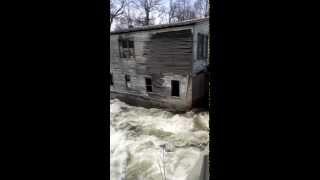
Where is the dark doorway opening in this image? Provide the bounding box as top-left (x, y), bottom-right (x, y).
top-left (110, 73), bottom-right (113, 85)
top-left (171, 80), bottom-right (180, 97)
top-left (145, 77), bottom-right (152, 92)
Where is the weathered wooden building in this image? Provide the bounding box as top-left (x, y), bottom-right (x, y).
top-left (110, 18), bottom-right (209, 112)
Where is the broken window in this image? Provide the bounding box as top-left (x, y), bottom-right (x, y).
top-left (125, 74), bottom-right (130, 88)
top-left (110, 73), bottom-right (113, 85)
top-left (145, 77), bottom-right (152, 92)
top-left (197, 33), bottom-right (208, 59)
top-left (171, 80), bottom-right (180, 97)
top-left (119, 38), bottom-right (135, 58)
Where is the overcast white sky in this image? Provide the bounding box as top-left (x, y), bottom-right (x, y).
top-left (111, 0), bottom-right (197, 31)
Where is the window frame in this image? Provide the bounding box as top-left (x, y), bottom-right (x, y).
top-left (119, 38), bottom-right (135, 58)
top-left (197, 33), bottom-right (208, 60)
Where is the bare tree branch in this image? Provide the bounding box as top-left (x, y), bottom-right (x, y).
top-left (174, 0), bottom-right (196, 22)
top-left (110, 0), bottom-right (127, 28)
top-left (134, 0), bottom-right (162, 26)
top-left (194, 0), bottom-right (209, 18)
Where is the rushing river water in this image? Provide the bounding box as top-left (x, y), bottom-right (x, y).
top-left (110, 99), bottom-right (209, 180)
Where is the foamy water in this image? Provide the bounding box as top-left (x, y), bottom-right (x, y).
top-left (110, 99), bottom-right (209, 180)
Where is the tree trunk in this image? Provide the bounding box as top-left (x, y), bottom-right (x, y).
top-left (145, 10), bottom-right (150, 25)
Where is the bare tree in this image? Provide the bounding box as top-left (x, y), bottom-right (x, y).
top-left (132, 0), bottom-right (163, 26)
top-left (194, 0), bottom-right (209, 18)
top-left (114, 16), bottom-right (129, 31)
top-left (133, 11), bottom-right (149, 26)
top-left (110, 0), bottom-right (126, 28)
top-left (113, 0), bottom-right (137, 30)
top-left (168, 0), bottom-right (178, 23)
top-left (157, 6), bottom-right (169, 24)
top-left (175, 0), bottom-right (196, 22)
top-left (112, 0), bottom-right (200, 29)
top-left (150, 0), bottom-right (176, 25)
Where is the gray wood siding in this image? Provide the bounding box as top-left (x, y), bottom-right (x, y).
top-left (110, 28), bottom-right (193, 105)
top-left (144, 29), bottom-right (193, 74)
top-left (192, 21), bottom-right (209, 74)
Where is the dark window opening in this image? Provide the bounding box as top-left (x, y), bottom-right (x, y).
top-left (119, 38), bottom-right (135, 58)
top-left (125, 75), bottom-right (130, 88)
top-left (197, 34), bottom-right (203, 59)
top-left (129, 41), bottom-right (134, 48)
top-left (204, 35), bottom-right (208, 59)
top-left (110, 73), bottom-right (113, 85)
top-left (171, 80), bottom-right (180, 97)
top-left (200, 34), bottom-right (204, 58)
top-left (145, 77), bottom-right (152, 92)
top-left (122, 40), bottom-right (128, 48)
top-left (197, 33), bottom-right (208, 59)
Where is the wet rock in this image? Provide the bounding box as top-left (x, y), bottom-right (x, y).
top-left (159, 143), bottom-right (175, 152)
top-left (120, 106), bottom-right (129, 112)
top-left (183, 111), bottom-right (194, 118)
top-left (165, 143), bottom-right (175, 152)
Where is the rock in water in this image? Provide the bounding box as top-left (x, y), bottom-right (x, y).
top-left (160, 143), bottom-right (175, 152)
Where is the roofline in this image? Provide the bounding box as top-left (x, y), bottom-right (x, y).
top-left (110, 17), bottom-right (209, 35)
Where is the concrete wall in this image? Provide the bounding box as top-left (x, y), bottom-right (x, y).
top-left (186, 145), bottom-right (209, 180)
